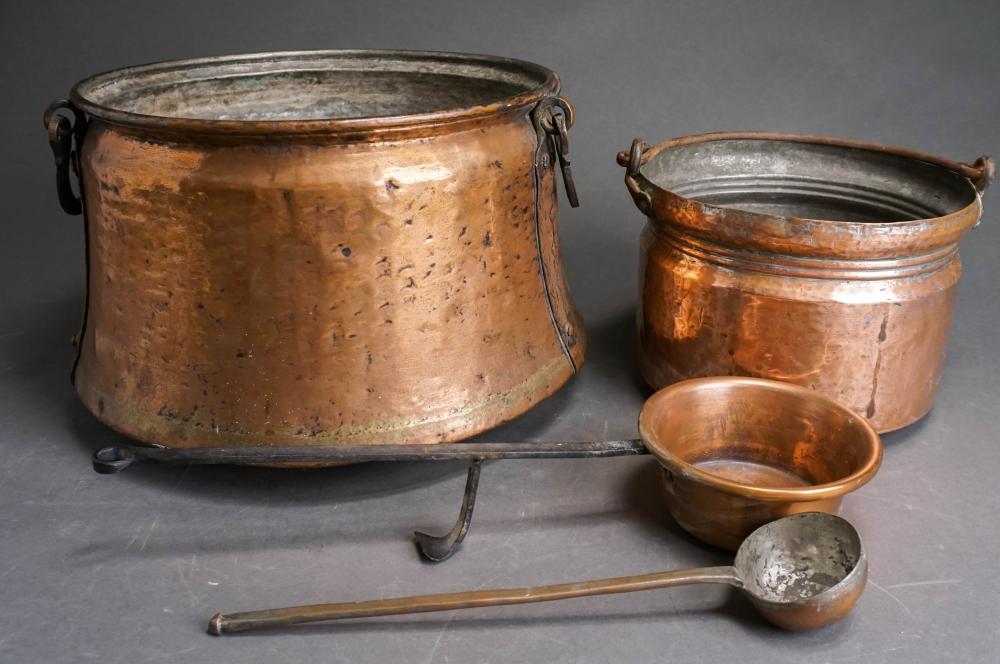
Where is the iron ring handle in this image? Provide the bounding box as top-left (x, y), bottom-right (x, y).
top-left (557, 96), bottom-right (575, 129)
top-left (43, 99), bottom-right (87, 216)
top-left (533, 96), bottom-right (579, 208)
top-left (617, 138), bottom-right (653, 215)
top-left (616, 138), bottom-right (646, 177)
top-left (537, 95), bottom-right (575, 132)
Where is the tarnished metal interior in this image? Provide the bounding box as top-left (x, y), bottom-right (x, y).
top-left (73, 51), bottom-right (551, 121)
top-left (735, 512), bottom-right (862, 604)
top-left (644, 139), bottom-right (976, 221)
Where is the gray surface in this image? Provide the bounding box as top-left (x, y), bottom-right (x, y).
top-left (2, 0), bottom-right (998, 661)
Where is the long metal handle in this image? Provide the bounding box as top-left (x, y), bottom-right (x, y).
top-left (209, 565), bottom-right (741, 634)
top-left (93, 439), bottom-right (650, 564)
top-left (93, 439), bottom-right (647, 473)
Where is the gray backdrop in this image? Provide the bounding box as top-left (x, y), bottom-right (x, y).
top-left (2, 1), bottom-right (998, 662)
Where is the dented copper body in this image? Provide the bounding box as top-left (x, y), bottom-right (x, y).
top-left (620, 133), bottom-right (994, 432)
top-left (45, 50), bottom-right (585, 450)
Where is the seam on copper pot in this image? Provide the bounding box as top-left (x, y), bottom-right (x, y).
top-left (530, 100), bottom-right (577, 374)
top-left (71, 190), bottom-right (91, 386)
top-left (648, 222), bottom-right (960, 281)
top-left (76, 354), bottom-right (573, 447)
top-left (56, 101), bottom-right (91, 387)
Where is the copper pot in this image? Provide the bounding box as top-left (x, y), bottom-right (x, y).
top-left (639, 377), bottom-right (882, 551)
top-left (619, 133), bottom-right (994, 432)
top-left (44, 50), bottom-right (585, 451)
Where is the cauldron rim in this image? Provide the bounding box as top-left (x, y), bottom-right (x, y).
top-left (70, 49), bottom-right (559, 135)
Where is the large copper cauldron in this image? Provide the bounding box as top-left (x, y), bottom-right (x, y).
top-left (44, 50), bottom-right (585, 451)
top-left (618, 133), bottom-right (994, 432)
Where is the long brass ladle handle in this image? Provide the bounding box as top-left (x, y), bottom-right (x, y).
top-left (209, 566), bottom-right (741, 635)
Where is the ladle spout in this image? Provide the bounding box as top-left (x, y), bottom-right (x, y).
top-left (209, 566), bottom-right (741, 635)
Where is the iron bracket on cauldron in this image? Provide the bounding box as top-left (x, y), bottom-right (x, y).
top-left (91, 439), bottom-right (649, 562)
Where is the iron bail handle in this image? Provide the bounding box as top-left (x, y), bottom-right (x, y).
top-left (44, 99), bottom-right (88, 216)
top-left (897, 148), bottom-right (995, 195)
top-left (966, 155), bottom-right (996, 194)
top-left (882, 144), bottom-right (995, 195)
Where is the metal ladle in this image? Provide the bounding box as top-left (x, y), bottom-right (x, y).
top-left (209, 512), bottom-right (867, 634)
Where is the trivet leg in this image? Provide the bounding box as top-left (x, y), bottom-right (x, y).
top-left (413, 458), bottom-right (483, 562)
top-left (92, 445), bottom-right (136, 473)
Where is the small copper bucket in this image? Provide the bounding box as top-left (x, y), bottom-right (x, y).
top-left (620, 133), bottom-right (994, 432)
top-left (639, 376), bottom-right (882, 550)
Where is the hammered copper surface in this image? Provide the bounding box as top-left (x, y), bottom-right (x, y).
top-left (620, 133), bottom-right (992, 432)
top-left (57, 51), bottom-right (585, 450)
top-left (639, 377), bottom-right (882, 550)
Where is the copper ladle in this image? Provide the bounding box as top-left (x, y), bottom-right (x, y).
top-left (210, 512), bottom-right (867, 634)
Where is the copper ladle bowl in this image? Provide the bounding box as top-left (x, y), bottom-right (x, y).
top-left (639, 377), bottom-right (883, 550)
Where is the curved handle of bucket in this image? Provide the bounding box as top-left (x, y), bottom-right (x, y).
top-left (811, 135), bottom-right (995, 195)
top-left (912, 150), bottom-right (994, 194)
top-left (43, 99), bottom-right (88, 215)
top-left (616, 138), bottom-right (653, 215)
top-left (964, 155), bottom-right (995, 194)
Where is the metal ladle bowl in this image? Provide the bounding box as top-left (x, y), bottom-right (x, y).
top-left (210, 512), bottom-right (866, 634)
top-left (732, 512), bottom-right (867, 630)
